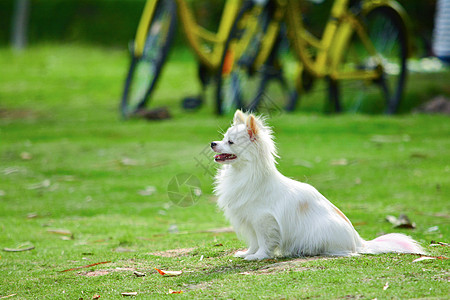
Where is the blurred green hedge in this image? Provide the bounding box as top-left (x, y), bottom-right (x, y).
top-left (1, 0), bottom-right (144, 46)
top-left (0, 0), bottom-right (437, 55)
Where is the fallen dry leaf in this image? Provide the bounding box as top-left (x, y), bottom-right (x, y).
top-left (59, 175), bottom-right (76, 182)
top-left (120, 157), bottom-right (138, 166)
top-left (168, 289), bottom-right (183, 294)
top-left (426, 226), bottom-right (439, 233)
top-left (92, 295), bottom-right (101, 299)
top-left (27, 179), bottom-right (51, 190)
top-left (2, 167), bottom-right (20, 175)
top-left (0, 294), bottom-right (17, 299)
top-left (138, 186), bottom-right (156, 196)
top-left (133, 271), bottom-right (146, 277)
top-left (385, 214), bottom-right (416, 229)
top-left (121, 292), bottom-right (138, 296)
top-left (3, 245), bottom-right (35, 252)
top-left (154, 268), bottom-right (182, 276)
top-left (412, 256), bottom-right (436, 263)
top-left (113, 247), bottom-right (134, 253)
top-left (370, 134), bottom-right (410, 143)
top-left (353, 221), bottom-right (367, 226)
top-left (60, 261), bottom-right (111, 272)
top-left (432, 212), bottom-right (449, 219)
top-left (203, 227), bottom-right (234, 234)
top-left (412, 256), bottom-right (448, 263)
top-left (168, 224), bottom-right (179, 233)
top-left (430, 241), bottom-right (449, 247)
top-left (330, 158), bottom-right (348, 166)
top-left (47, 229), bottom-right (74, 240)
top-left (410, 153), bottom-right (428, 159)
top-left (47, 229), bottom-right (73, 236)
top-left (27, 212), bottom-right (38, 219)
top-left (239, 272), bottom-right (252, 275)
top-left (20, 152), bottom-right (32, 160)
top-left (385, 215), bottom-right (397, 224)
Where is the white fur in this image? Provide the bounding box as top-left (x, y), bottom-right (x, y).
top-left (211, 110), bottom-right (425, 260)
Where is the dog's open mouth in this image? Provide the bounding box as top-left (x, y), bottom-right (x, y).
top-left (214, 153), bottom-right (237, 162)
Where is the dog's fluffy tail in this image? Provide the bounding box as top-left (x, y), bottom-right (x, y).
top-left (359, 233), bottom-right (425, 255)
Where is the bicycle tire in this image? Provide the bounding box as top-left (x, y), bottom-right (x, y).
top-left (120, 0), bottom-right (177, 118)
top-left (328, 6), bottom-right (407, 114)
top-left (215, 1), bottom-right (274, 115)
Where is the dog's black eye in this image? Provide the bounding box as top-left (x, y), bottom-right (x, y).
top-left (228, 140), bottom-right (234, 145)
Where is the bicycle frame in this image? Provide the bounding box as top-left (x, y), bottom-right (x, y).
top-left (133, 0), bottom-right (241, 71)
top-left (285, 0), bottom-right (410, 80)
top-left (134, 0), bottom-right (157, 58)
top-left (177, 0), bottom-right (241, 70)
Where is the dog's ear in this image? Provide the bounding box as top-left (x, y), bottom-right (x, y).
top-left (233, 109), bottom-right (246, 125)
top-left (246, 114), bottom-right (258, 141)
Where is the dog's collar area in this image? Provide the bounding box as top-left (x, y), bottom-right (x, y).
top-left (214, 153), bottom-right (237, 162)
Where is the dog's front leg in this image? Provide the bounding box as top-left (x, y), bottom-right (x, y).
top-left (243, 234), bottom-right (270, 261)
top-left (243, 217), bottom-right (278, 261)
top-left (234, 227), bottom-right (259, 258)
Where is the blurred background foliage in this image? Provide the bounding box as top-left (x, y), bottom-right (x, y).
top-left (0, 0), bottom-right (439, 56)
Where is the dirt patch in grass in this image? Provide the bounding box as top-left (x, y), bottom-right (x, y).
top-left (80, 270), bottom-right (111, 277)
top-left (184, 256), bottom-right (336, 294)
top-left (241, 256), bottom-right (335, 275)
top-left (0, 108), bottom-right (42, 120)
top-left (185, 281), bottom-right (214, 292)
top-left (78, 267), bottom-right (136, 277)
top-left (148, 247), bottom-right (196, 257)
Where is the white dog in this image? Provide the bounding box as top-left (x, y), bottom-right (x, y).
top-left (211, 110), bottom-right (424, 260)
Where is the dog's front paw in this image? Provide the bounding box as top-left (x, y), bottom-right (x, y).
top-left (244, 253), bottom-right (269, 261)
top-left (234, 250), bottom-right (249, 258)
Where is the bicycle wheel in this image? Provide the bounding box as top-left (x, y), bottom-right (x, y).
top-left (121, 0), bottom-right (177, 118)
top-left (329, 6), bottom-right (407, 114)
top-left (216, 1), bottom-right (274, 115)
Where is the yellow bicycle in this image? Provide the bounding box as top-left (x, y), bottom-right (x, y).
top-left (217, 0), bottom-right (410, 114)
top-left (120, 0), bottom-right (241, 118)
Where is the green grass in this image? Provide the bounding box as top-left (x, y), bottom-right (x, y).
top-left (0, 44), bottom-right (449, 299)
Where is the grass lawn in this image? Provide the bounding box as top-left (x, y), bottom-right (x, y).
top-left (0, 44), bottom-right (449, 299)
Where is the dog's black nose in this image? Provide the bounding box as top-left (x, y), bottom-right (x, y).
top-left (211, 142), bottom-right (217, 148)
